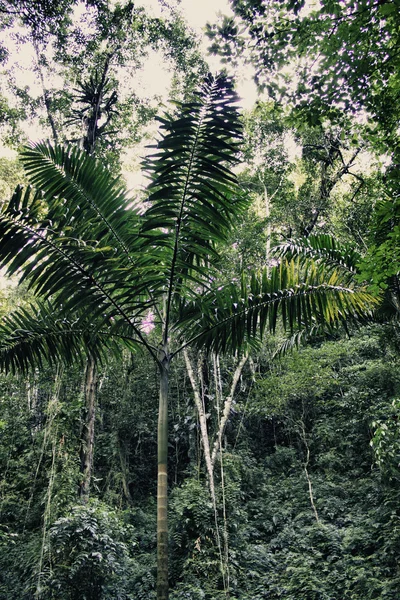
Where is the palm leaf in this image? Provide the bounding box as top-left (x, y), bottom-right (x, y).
top-left (177, 259), bottom-right (377, 355)
top-left (20, 142), bottom-right (141, 267)
top-left (276, 234), bottom-right (398, 324)
top-left (275, 234), bottom-right (362, 278)
top-left (0, 301), bottom-right (152, 375)
top-left (0, 302), bottom-right (101, 375)
top-left (0, 150), bottom-right (160, 345)
top-left (141, 74), bottom-right (246, 331)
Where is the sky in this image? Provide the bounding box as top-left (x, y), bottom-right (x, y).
top-left (134, 0), bottom-right (257, 108)
top-left (138, 0), bottom-right (232, 32)
top-left (123, 0), bottom-right (259, 188)
top-left (180, 0), bottom-right (258, 107)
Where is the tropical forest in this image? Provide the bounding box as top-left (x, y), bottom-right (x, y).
top-left (0, 0), bottom-right (399, 598)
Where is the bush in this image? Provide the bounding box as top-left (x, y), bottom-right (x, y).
top-left (40, 501), bottom-right (136, 600)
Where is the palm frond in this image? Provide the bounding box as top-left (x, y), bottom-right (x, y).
top-left (141, 74), bottom-right (246, 306)
top-left (275, 234), bottom-right (362, 277)
top-left (177, 259), bottom-right (377, 355)
top-left (0, 151), bottom-right (160, 340)
top-left (0, 302), bottom-right (98, 375)
top-left (20, 142), bottom-right (139, 262)
top-left (0, 300), bottom-right (153, 375)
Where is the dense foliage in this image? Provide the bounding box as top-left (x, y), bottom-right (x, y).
top-left (0, 0), bottom-right (399, 599)
top-left (1, 327), bottom-right (400, 598)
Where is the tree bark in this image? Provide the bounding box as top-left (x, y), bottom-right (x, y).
top-left (183, 349), bottom-right (215, 499)
top-left (83, 54), bottom-right (113, 155)
top-left (211, 354), bottom-right (248, 468)
top-left (118, 441), bottom-right (132, 503)
top-left (157, 347), bottom-right (169, 600)
top-left (302, 144), bottom-right (362, 237)
top-left (299, 414), bottom-right (319, 523)
top-left (264, 183), bottom-right (271, 267)
top-left (79, 357), bottom-right (97, 501)
top-left (257, 170), bottom-right (282, 269)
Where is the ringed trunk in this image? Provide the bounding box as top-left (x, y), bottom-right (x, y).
top-left (157, 350), bottom-right (169, 600)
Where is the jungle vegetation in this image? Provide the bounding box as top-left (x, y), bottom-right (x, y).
top-left (0, 1), bottom-right (399, 599)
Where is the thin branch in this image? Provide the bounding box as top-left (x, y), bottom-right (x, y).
top-left (299, 404), bottom-right (319, 523)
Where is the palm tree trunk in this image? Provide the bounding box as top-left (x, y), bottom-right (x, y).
top-left (157, 347), bottom-right (169, 600)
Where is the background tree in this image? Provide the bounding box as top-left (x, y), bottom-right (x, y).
top-left (207, 0), bottom-right (400, 146)
top-left (0, 0), bottom-right (207, 168)
top-left (238, 102), bottom-right (295, 264)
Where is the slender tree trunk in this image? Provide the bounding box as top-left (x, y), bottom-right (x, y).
top-left (157, 346), bottom-right (169, 600)
top-left (183, 349), bottom-right (216, 498)
top-left (84, 53), bottom-right (113, 155)
top-left (184, 350), bottom-right (249, 481)
top-left (299, 413), bottom-right (319, 523)
top-left (33, 40), bottom-right (59, 144)
top-left (26, 374), bottom-right (38, 417)
top-left (79, 357), bottom-right (97, 501)
top-left (212, 354), bottom-right (230, 596)
top-left (264, 184), bottom-right (271, 267)
top-left (210, 354), bottom-right (248, 468)
top-left (118, 441), bottom-right (132, 503)
top-left (258, 171), bottom-right (282, 269)
top-left (302, 146), bottom-right (362, 237)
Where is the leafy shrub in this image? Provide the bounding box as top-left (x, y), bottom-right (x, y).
top-left (40, 501), bottom-right (136, 600)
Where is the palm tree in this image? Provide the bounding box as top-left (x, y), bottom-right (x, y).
top-left (0, 75), bottom-right (375, 600)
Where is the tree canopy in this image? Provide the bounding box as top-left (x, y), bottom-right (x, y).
top-left (207, 0), bottom-right (400, 149)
